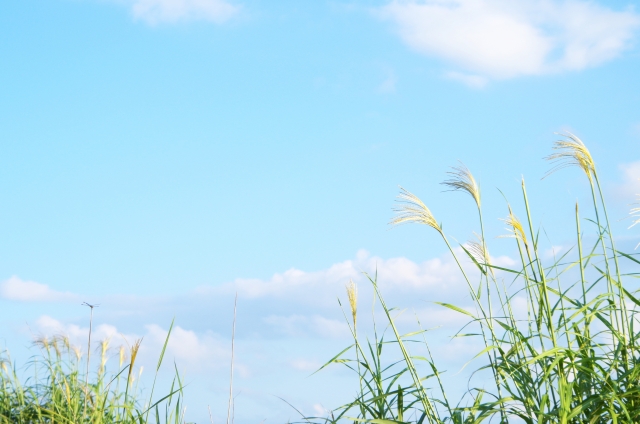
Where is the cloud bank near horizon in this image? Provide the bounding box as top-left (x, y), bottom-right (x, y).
top-left (2, 248), bottom-right (514, 347)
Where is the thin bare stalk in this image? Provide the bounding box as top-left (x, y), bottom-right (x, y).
top-left (226, 292), bottom-right (238, 424)
top-left (82, 302), bottom-right (98, 421)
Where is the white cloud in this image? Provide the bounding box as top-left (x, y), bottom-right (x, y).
top-left (290, 358), bottom-right (321, 372)
top-left (378, 0), bottom-right (640, 83)
top-left (144, 324), bottom-right (231, 371)
top-left (0, 276), bottom-right (79, 302)
top-left (543, 245), bottom-right (566, 259)
top-left (263, 314), bottom-right (350, 339)
top-left (616, 161), bottom-right (640, 199)
top-left (312, 403), bottom-right (331, 418)
top-left (32, 316), bottom-right (231, 373)
top-left (117, 0), bottom-right (239, 25)
top-left (196, 249), bottom-right (471, 309)
top-left (445, 71), bottom-right (488, 88)
top-left (34, 315), bottom-right (129, 347)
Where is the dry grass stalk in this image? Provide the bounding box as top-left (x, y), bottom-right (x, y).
top-left (227, 293), bottom-right (238, 424)
top-left (346, 280), bottom-right (357, 328)
top-left (127, 338), bottom-right (143, 384)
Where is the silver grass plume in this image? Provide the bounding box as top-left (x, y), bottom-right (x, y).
top-left (390, 187), bottom-right (442, 235)
top-left (545, 132), bottom-right (595, 181)
top-left (442, 162), bottom-right (481, 208)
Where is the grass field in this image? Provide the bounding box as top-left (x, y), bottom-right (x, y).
top-left (0, 319), bottom-right (187, 424)
top-left (1, 133), bottom-right (639, 423)
top-left (306, 133), bottom-right (640, 424)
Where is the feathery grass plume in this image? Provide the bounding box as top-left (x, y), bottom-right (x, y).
top-left (346, 280), bottom-right (357, 328)
top-left (500, 207), bottom-right (528, 247)
top-left (51, 335), bottom-right (61, 357)
top-left (441, 161), bottom-right (481, 208)
top-left (119, 345), bottom-right (126, 368)
top-left (544, 132), bottom-right (595, 181)
top-left (99, 338), bottom-right (110, 374)
top-left (60, 335), bottom-right (71, 352)
top-left (72, 345), bottom-right (82, 362)
top-left (34, 335), bottom-right (50, 351)
top-left (390, 186), bottom-right (442, 234)
top-left (127, 338), bottom-right (143, 384)
top-left (467, 234), bottom-right (493, 276)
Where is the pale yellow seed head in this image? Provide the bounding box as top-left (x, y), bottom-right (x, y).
top-left (72, 346), bottom-right (82, 362)
top-left (500, 208), bottom-right (528, 248)
top-left (100, 338), bottom-right (110, 369)
top-left (119, 346), bottom-right (126, 368)
top-left (97, 340), bottom-right (108, 374)
top-left (51, 336), bottom-right (61, 358)
top-left (346, 280), bottom-right (357, 328)
top-left (467, 234), bottom-right (493, 277)
top-left (64, 379), bottom-right (71, 403)
top-left (442, 162), bottom-right (481, 208)
top-left (545, 132), bottom-right (595, 181)
top-left (390, 187), bottom-right (442, 234)
top-left (127, 338), bottom-right (143, 383)
top-left (60, 336), bottom-right (71, 352)
top-left (34, 336), bottom-right (49, 351)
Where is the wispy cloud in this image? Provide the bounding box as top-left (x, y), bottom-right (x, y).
top-left (3, 248), bottom-right (511, 329)
top-left (263, 314), bottom-right (350, 339)
top-left (445, 71), bottom-right (488, 89)
top-left (0, 276), bottom-right (80, 302)
top-left (378, 0), bottom-right (640, 85)
top-left (620, 161), bottom-right (640, 195)
top-left (196, 249), bottom-right (471, 308)
top-left (616, 161), bottom-right (640, 199)
top-left (290, 358), bottom-right (321, 372)
top-left (378, 69), bottom-right (398, 93)
top-left (32, 315), bottom-right (232, 374)
top-left (7, 250), bottom-right (516, 422)
top-left (34, 315), bottom-right (125, 343)
top-left (113, 0), bottom-right (240, 25)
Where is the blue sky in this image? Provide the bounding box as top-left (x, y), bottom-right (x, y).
top-left (1, 0), bottom-right (640, 422)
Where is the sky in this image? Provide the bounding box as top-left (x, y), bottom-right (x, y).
top-left (1, 0), bottom-right (640, 422)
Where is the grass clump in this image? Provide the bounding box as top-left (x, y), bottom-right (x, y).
top-left (0, 321), bottom-right (187, 424)
top-left (314, 133), bottom-right (640, 423)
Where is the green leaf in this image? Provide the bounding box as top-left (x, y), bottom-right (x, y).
top-left (433, 302), bottom-right (476, 319)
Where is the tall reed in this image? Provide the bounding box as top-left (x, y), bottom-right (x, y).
top-left (0, 324), bottom-right (186, 423)
top-left (314, 133), bottom-right (640, 423)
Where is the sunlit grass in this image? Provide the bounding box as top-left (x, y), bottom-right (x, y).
top-left (2, 132), bottom-right (639, 423)
top-left (0, 321), bottom-right (188, 424)
top-left (311, 132), bottom-right (640, 423)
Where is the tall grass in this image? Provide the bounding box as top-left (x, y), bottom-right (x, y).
top-left (315, 133), bottom-right (640, 423)
top-left (0, 322), bottom-right (187, 424)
